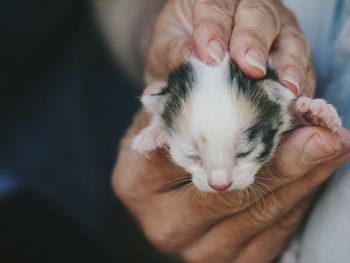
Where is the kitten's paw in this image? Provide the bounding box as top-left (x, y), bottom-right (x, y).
top-left (295, 97), bottom-right (342, 133)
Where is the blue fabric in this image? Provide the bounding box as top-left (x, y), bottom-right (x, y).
top-left (298, 1), bottom-right (350, 262)
top-left (326, 0), bottom-right (350, 175)
top-left (327, 0), bottom-right (350, 129)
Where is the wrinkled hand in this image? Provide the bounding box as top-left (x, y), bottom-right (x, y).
top-left (146, 0), bottom-right (315, 96)
top-left (113, 110), bottom-right (350, 263)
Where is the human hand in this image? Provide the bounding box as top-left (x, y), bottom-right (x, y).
top-left (146, 0), bottom-right (314, 96)
top-left (112, 110), bottom-right (350, 263)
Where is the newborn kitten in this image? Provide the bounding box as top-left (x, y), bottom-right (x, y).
top-left (132, 55), bottom-right (341, 192)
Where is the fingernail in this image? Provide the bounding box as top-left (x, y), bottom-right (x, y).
top-left (207, 40), bottom-right (225, 64)
top-left (281, 69), bottom-right (302, 96)
top-left (303, 134), bottom-right (340, 161)
top-left (245, 49), bottom-right (266, 74)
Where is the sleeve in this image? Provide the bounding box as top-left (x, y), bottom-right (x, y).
top-left (93, 0), bottom-right (166, 83)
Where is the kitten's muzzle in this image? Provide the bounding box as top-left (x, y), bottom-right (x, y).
top-left (208, 169), bottom-right (232, 191)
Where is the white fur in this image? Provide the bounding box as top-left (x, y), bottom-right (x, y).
top-left (164, 56), bottom-right (295, 192)
top-left (133, 55), bottom-right (298, 192)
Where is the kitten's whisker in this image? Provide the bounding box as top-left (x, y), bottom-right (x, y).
top-left (253, 183), bottom-right (267, 211)
top-left (255, 181), bottom-right (276, 210)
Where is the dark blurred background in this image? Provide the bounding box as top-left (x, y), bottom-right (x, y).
top-left (0, 1), bottom-right (172, 262)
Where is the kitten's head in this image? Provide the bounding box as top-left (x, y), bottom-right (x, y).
top-left (134, 56), bottom-right (293, 192)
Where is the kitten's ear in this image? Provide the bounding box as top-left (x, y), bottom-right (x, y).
top-left (264, 80), bottom-right (296, 105)
top-left (131, 116), bottom-right (168, 154)
top-left (141, 81), bottom-right (167, 114)
top-left (132, 81), bottom-right (168, 154)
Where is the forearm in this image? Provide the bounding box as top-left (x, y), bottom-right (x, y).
top-left (93, 0), bottom-right (166, 83)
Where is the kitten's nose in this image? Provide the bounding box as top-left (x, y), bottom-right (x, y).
top-left (208, 181), bottom-right (232, 191)
top-left (208, 169), bottom-right (232, 191)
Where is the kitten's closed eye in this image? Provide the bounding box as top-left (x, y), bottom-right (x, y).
top-left (236, 149), bottom-right (253, 159)
top-left (132, 54), bottom-right (342, 193)
top-left (187, 153), bottom-right (202, 164)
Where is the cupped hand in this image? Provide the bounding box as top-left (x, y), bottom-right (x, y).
top-left (146, 0), bottom-right (314, 96)
top-left (112, 110), bottom-right (350, 263)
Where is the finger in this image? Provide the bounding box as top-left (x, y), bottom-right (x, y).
top-left (145, 127), bottom-right (347, 232)
top-left (184, 127), bottom-right (346, 219)
top-left (184, 146), bottom-right (350, 262)
top-left (192, 0), bottom-right (237, 65)
top-left (182, 198), bottom-right (309, 263)
top-left (230, 0), bottom-right (282, 78)
top-left (233, 198), bottom-right (312, 263)
top-left (262, 127), bottom-right (348, 189)
top-left (303, 62), bottom-right (316, 97)
top-left (146, 0), bottom-right (194, 81)
top-left (114, 116), bottom-right (349, 252)
top-left (211, 137), bottom-right (350, 240)
top-left (241, 141), bottom-right (350, 237)
top-left (270, 7), bottom-right (312, 96)
top-left (112, 110), bottom-right (189, 198)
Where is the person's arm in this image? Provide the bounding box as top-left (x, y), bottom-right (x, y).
top-left (110, 0), bottom-right (350, 261)
top-left (93, 0), bottom-right (166, 83)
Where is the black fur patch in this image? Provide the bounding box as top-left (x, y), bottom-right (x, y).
top-left (159, 63), bottom-right (196, 130)
top-left (229, 61), bottom-right (284, 162)
top-left (158, 58), bottom-right (284, 162)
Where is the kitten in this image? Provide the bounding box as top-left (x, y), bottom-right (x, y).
top-left (132, 54), bottom-right (341, 192)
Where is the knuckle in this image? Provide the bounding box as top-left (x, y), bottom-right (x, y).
top-left (246, 193), bottom-right (286, 226)
top-left (195, 0), bottom-right (235, 18)
top-left (193, 19), bottom-right (226, 43)
top-left (234, 28), bottom-right (269, 53)
top-left (284, 29), bottom-right (311, 59)
top-left (300, 174), bottom-right (322, 189)
top-left (286, 55), bottom-right (307, 70)
top-left (244, 0), bottom-right (280, 31)
top-left (275, 53), bottom-right (307, 75)
top-left (246, 206), bottom-right (265, 226)
top-left (282, 7), bottom-right (298, 24)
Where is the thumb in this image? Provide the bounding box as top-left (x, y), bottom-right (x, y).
top-left (192, 0), bottom-right (237, 65)
top-left (233, 128), bottom-right (350, 237)
top-left (264, 126), bottom-right (348, 187)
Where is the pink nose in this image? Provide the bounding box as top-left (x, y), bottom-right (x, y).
top-left (208, 181), bottom-right (232, 191)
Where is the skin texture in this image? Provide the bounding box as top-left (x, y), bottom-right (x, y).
top-left (113, 111), bottom-right (350, 263)
top-left (112, 0), bottom-right (350, 262)
top-left (146, 0), bottom-right (315, 96)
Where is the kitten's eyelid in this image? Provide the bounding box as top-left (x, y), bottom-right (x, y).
top-left (236, 149), bottom-right (253, 158)
top-left (187, 153), bottom-right (202, 164)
